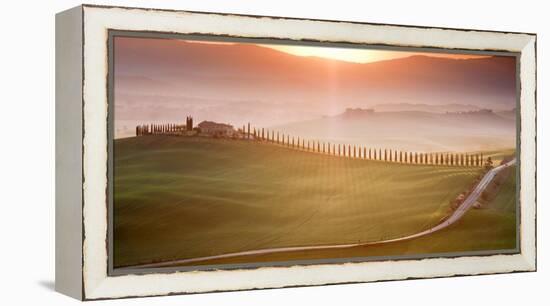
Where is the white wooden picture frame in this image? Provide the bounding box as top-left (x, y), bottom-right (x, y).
top-left (55, 4), bottom-right (536, 300)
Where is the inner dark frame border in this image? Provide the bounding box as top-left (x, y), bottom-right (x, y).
top-left (106, 29), bottom-right (522, 277)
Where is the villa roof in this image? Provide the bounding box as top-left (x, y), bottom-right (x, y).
top-left (197, 120), bottom-right (233, 129)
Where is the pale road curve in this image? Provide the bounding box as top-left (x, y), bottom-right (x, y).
top-left (130, 158), bottom-right (517, 269)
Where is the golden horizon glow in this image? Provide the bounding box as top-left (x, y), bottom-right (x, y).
top-left (263, 44), bottom-right (489, 64)
top-left (183, 39), bottom-right (489, 64)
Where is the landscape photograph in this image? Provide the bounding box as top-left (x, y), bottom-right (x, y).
top-left (112, 35), bottom-right (518, 270)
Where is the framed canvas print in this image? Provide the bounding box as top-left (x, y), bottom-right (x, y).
top-left (55, 4), bottom-right (537, 300)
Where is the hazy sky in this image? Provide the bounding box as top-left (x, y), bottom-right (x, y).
top-left (113, 36), bottom-right (516, 139)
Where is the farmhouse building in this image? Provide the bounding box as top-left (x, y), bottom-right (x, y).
top-left (198, 121), bottom-right (235, 137)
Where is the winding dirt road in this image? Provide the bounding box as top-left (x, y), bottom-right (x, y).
top-left (129, 158), bottom-right (516, 269)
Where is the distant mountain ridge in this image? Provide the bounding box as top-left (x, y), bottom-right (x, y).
top-left (371, 103), bottom-right (482, 113)
top-left (270, 108), bottom-right (516, 152)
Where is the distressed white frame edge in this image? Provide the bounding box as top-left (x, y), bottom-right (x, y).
top-left (80, 5), bottom-right (536, 300)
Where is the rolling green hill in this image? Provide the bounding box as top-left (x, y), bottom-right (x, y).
top-left (114, 136), bottom-right (485, 268)
top-left (184, 166), bottom-right (517, 266)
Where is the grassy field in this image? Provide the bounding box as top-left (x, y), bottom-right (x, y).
top-left (114, 136), bottom-right (492, 268)
top-left (182, 166), bottom-right (517, 266)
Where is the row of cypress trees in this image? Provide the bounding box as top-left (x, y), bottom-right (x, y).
top-left (136, 123), bottom-right (183, 136)
top-left (251, 127), bottom-right (484, 167)
top-left (136, 122), bottom-right (485, 167)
